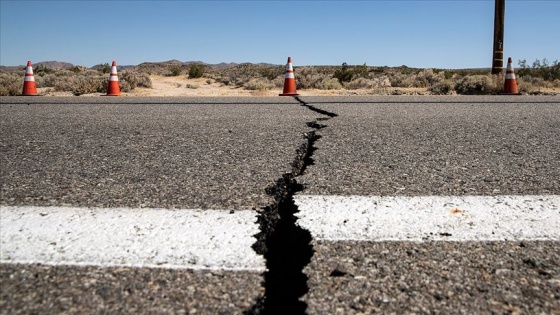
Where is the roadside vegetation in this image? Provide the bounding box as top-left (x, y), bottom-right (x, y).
top-left (1, 59), bottom-right (558, 96)
top-left (0, 64), bottom-right (152, 96)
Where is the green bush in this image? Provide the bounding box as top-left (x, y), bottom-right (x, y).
top-left (188, 64), bottom-right (205, 79)
top-left (168, 66), bottom-right (181, 76)
top-left (34, 65), bottom-right (53, 75)
top-left (517, 58), bottom-right (560, 81)
top-left (96, 63), bottom-right (111, 74)
top-left (333, 62), bottom-right (369, 84)
top-left (333, 63), bottom-right (354, 83)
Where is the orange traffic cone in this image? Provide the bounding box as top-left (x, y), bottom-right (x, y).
top-left (106, 61), bottom-right (121, 96)
top-left (503, 57), bottom-right (520, 95)
top-left (22, 61), bottom-right (38, 96)
top-left (279, 57), bottom-right (299, 96)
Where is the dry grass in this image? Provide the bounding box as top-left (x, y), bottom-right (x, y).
top-left (1, 62), bottom-right (558, 96)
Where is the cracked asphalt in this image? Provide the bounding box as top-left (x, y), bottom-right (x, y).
top-left (0, 97), bottom-right (316, 210)
top-left (1, 95), bottom-right (559, 314)
top-left (298, 95), bottom-right (560, 314)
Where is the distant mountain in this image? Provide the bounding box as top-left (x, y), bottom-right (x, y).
top-left (139, 60), bottom-right (204, 66)
top-left (35, 61), bottom-right (74, 69)
top-left (0, 65), bottom-right (23, 71)
top-left (213, 62), bottom-right (238, 70)
top-left (0, 61), bottom-right (75, 72)
top-left (90, 63), bottom-right (136, 71)
top-left (0, 60), bottom-right (281, 71)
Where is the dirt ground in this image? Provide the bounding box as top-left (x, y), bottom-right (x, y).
top-left (36, 75), bottom-right (559, 97)
top-left (37, 75), bottom-right (431, 97)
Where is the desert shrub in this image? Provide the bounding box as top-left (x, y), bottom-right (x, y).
top-left (346, 77), bottom-right (374, 89)
top-left (516, 76), bottom-right (560, 94)
top-left (371, 66), bottom-right (388, 74)
top-left (71, 76), bottom-right (106, 95)
top-left (135, 72), bottom-right (152, 88)
top-left (188, 64), bottom-right (205, 79)
top-left (0, 67), bottom-right (149, 95)
top-left (390, 73), bottom-right (414, 88)
top-left (54, 79), bottom-right (73, 92)
top-left (272, 76), bottom-right (284, 88)
top-left (317, 77), bottom-right (342, 90)
top-left (120, 71), bottom-right (152, 89)
top-left (518, 58), bottom-right (560, 81)
top-left (517, 79), bottom-right (536, 94)
top-left (70, 66), bottom-right (88, 73)
top-left (233, 77), bottom-right (248, 87)
top-left (119, 79), bottom-right (132, 93)
top-left (168, 66), bottom-right (182, 76)
top-left (297, 67), bottom-right (346, 90)
top-left (398, 65), bottom-right (414, 75)
top-left (244, 78), bottom-right (274, 91)
top-left (34, 65), bottom-right (53, 75)
top-left (416, 69), bottom-right (445, 88)
top-left (345, 76), bottom-right (393, 90)
top-left (217, 77), bottom-right (230, 86)
top-left (429, 80), bottom-right (455, 95)
top-left (297, 68), bottom-right (323, 89)
top-left (33, 75), bottom-right (45, 88)
top-left (260, 66), bottom-right (284, 80)
top-left (0, 72), bottom-right (21, 96)
top-left (41, 74), bottom-right (66, 89)
top-left (454, 75), bottom-right (496, 95)
top-left (387, 69), bottom-right (444, 88)
top-left (119, 72), bottom-right (151, 92)
top-left (235, 63), bottom-right (260, 76)
top-left (96, 63), bottom-right (111, 74)
top-left (334, 62), bottom-right (368, 83)
top-left (377, 77), bottom-right (392, 87)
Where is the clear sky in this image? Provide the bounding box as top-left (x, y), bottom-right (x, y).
top-left (1, 0), bottom-right (558, 69)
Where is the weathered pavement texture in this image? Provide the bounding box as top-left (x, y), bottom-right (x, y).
top-left (1, 97), bottom-right (315, 314)
top-left (296, 95), bottom-right (560, 314)
top-left (1, 95), bottom-right (559, 314)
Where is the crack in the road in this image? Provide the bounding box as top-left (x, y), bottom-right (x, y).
top-left (246, 97), bottom-right (338, 315)
top-left (295, 96), bottom-right (338, 118)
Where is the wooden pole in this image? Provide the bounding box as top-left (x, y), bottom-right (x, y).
top-left (492, 0), bottom-right (505, 74)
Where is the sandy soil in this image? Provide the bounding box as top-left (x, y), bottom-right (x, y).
top-left (36, 75), bottom-right (558, 97)
top-left (37, 75), bottom-right (431, 97)
top-left (129, 76), bottom-right (430, 97)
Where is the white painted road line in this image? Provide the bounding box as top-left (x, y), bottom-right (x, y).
top-left (0, 206), bottom-right (264, 271)
top-left (294, 195), bottom-right (560, 242)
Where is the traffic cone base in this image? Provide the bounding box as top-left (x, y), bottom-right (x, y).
top-left (106, 61), bottom-right (121, 96)
top-left (22, 61), bottom-right (38, 96)
top-left (279, 57), bottom-right (299, 96)
top-left (501, 57), bottom-right (521, 95)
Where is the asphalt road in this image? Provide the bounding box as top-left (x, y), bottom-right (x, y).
top-left (1, 95), bottom-right (559, 314)
top-left (297, 96), bottom-right (559, 314)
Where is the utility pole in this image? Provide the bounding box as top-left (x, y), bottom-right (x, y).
top-left (492, 0), bottom-right (505, 74)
